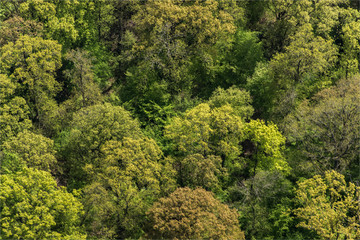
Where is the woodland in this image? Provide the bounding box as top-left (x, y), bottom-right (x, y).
top-left (0, 0), bottom-right (359, 239)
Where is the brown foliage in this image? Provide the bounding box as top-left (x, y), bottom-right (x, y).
top-left (146, 187), bottom-right (245, 240)
top-left (0, 16), bottom-right (43, 46)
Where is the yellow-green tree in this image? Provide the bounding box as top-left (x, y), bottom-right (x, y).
top-left (59, 103), bottom-right (176, 238)
top-left (18, 0), bottom-right (116, 48)
top-left (59, 103), bottom-right (141, 188)
top-left (337, 7), bottom-right (360, 78)
top-left (0, 35), bottom-right (62, 134)
top-left (208, 86), bottom-right (254, 119)
top-left (2, 130), bottom-right (57, 173)
top-left (165, 93), bottom-right (287, 184)
top-left (295, 170), bottom-right (360, 239)
top-left (0, 168), bottom-right (85, 239)
top-left (269, 23), bottom-right (338, 119)
top-left (0, 74), bottom-right (32, 144)
top-left (82, 137), bottom-right (176, 239)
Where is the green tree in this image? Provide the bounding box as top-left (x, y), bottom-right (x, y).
top-left (245, 62), bottom-right (276, 118)
top-left (2, 130), bottom-right (57, 173)
top-left (250, 0), bottom-right (353, 59)
top-left (146, 187), bottom-right (245, 239)
top-left (214, 28), bottom-right (264, 88)
top-left (0, 0), bottom-right (22, 20)
top-left (119, 0), bottom-right (242, 121)
top-left (229, 171), bottom-right (294, 239)
top-left (19, 0), bottom-right (77, 48)
top-left (250, 0), bottom-right (359, 121)
top-left (337, 7), bottom-right (360, 78)
top-left (253, 0), bottom-right (296, 59)
top-left (0, 151), bottom-right (26, 174)
top-left (271, 23), bottom-right (337, 85)
top-left (295, 170), bottom-right (360, 239)
top-left (17, 0), bottom-right (115, 48)
top-left (64, 49), bottom-right (102, 108)
top-left (0, 168), bottom-right (85, 239)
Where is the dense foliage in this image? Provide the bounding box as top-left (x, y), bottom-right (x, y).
top-left (0, 0), bottom-right (359, 239)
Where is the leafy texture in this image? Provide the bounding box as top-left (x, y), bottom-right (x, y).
top-left (295, 170), bottom-right (360, 239)
top-left (146, 187), bottom-right (245, 239)
top-left (2, 130), bottom-right (57, 173)
top-left (0, 168), bottom-right (85, 239)
top-left (0, 74), bottom-right (32, 144)
top-left (82, 137), bottom-right (176, 239)
top-left (0, 35), bottom-right (62, 134)
top-left (60, 103), bottom-right (141, 188)
top-left (284, 75), bottom-right (360, 179)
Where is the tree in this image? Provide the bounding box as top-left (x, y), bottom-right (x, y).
top-left (81, 137), bottom-right (176, 239)
top-left (0, 15), bottom-right (43, 46)
top-left (283, 75), bottom-right (360, 179)
top-left (119, 0), bottom-right (242, 121)
top-left (19, 0), bottom-right (77, 48)
top-left (271, 23), bottom-right (337, 85)
top-left (165, 86), bottom-right (253, 159)
top-left (229, 171), bottom-right (294, 239)
top-left (0, 0), bottom-right (23, 21)
top-left (0, 74), bottom-right (32, 144)
top-left (165, 101), bottom-right (287, 176)
top-left (176, 154), bottom-right (226, 192)
top-left (0, 168), bottom-right (85, 239)
top-left (146, 187), bottom-right (245, 239)
top-left (243, 119), bottom-right (288, 175)
top-left (245, 62), bottom-right (276, 118)
top-left (59, 103), bottom-right (142, 188)
top-left (0, 35), bottom-right (62, 135)
top-left (253, 0), bottom-right (358, 121)
top-left (269, 23), bottom-right (338, 120)
top-left (252, 0), bottom-right (296, 59)
top-left (208, 86), bottom-right (254, 120)
top-left (165, 93), bottom-right (287, 187)
top-left (250, 0), bottom-right (352, 59)
top-left (58, 49), bottom-right (103, 127)
top-left (64, 49), bottom-right (102, 108)
top-left (1, 130), bottom-right (57, 173)
top-left (165, 103), bottom-right (245, 162)
top-left (214, 28), bottom-right (264, 88)
top-left (0, 151), bottom-right (26, 174)
top-left (295, 170), bottom-right (360, 239)
top-left (17, 0), bottom-right (116, 49)
top-left (337, 7), bottom-right (360, 78)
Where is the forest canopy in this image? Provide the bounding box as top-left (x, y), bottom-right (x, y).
top-left (0, 0), bottom-right (359, 239)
